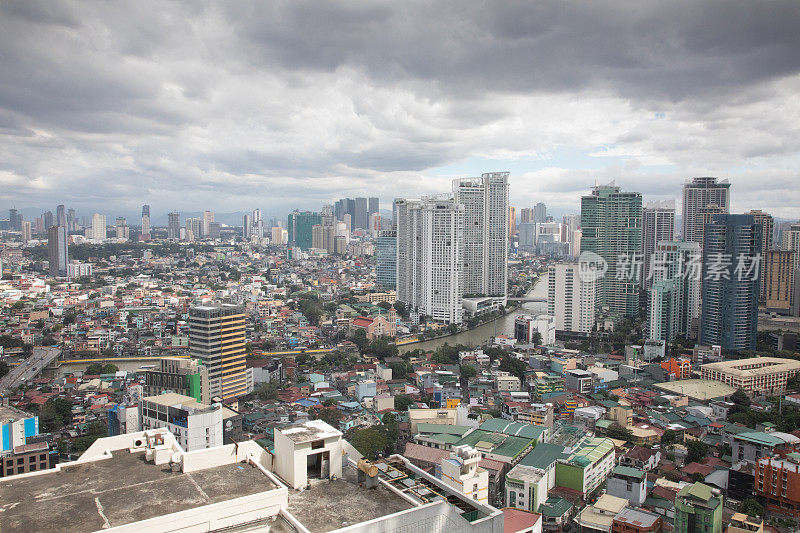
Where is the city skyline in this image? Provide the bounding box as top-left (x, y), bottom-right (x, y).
top-left (1, 3), bottom-right (800, 217)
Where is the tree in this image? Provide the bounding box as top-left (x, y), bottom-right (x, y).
top-left (256, 381), bottom-right (279, 401)
top-left (461, 365), bottom-right (477, 380)
top-left (605, 423), bottom-right (634, 442)
top-left (39, 398), bottom-right (73, 432)
top-left (394, 394), bottom-right (415, 412)
top-left (85, 363), bottom-right (118, 375)
top-left (311, 406), bottom-right (343, 426)
top-left (350, 427), bottom-right (389, 460)
top-left (686, 439), bottom-right (709, 463)
top-left (499, 356), bottom-right (527, 380)
top-left (740, 498), bottom-right (764, 517)
top-left (531, 331), bottom-right (543, 346)
top-left (661, 429), bottom-right (679, 446)
top-left (731, 389), bottom-right (751, 409)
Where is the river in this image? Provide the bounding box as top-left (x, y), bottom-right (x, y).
top-left (398, 272), bottom-right (549, 353)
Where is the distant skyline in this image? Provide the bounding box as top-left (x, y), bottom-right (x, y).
top-left (2, 2), bottom-right (800, 218)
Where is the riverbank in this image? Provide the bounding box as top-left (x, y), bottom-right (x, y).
top-left (398, 272), bottom-right (548, 354)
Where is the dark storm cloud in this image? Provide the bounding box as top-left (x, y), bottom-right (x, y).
top-left (0, 0), bottom-right (799, 217)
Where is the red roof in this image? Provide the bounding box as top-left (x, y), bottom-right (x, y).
top-left (351, 317), bottom-right (374, 327)
top-left (503, 509), bottom-right (541, 533)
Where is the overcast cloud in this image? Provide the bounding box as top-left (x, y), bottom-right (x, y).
top-left (1, 0), bottom-right (799, 220)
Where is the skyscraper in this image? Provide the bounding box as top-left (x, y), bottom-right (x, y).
top-left (21, 221), bottom-right (32, 244)
top-left (243, 213), bottom-right (251, 239)
top-left (67, 208), bottom-right (76, 231)
top-left (141, 204), bottom-right (151, 236)
top-left (682, 177), bottom-right (730, 245)
top-left (581, 184), bottom-right (643, 317)
top-left (287, 211), bottom-right (322, 250)
top-left (763, 250), bottom-right (793, 314)
top-left (395, 197), bottom-right (464, 324)
top-left (781, 223), bottom-right (800, 315)
top-left (648, 241), bottom-right (701, 341)
top-left (368, 197), bottom-right (379, 217)
top-left (188, 303), bottom-right (248, 400)
top-left (91, 213), bottom-right (106, 240)
top-left (747, 209), bottom-right (774, 303)
top-left (508, 206), bottom-right (516, 237)
top-left (520, 208), bottom-right (533, 224)
top-left (115, 217), bottom-right (129, 240)
top-left (548, 262), bottom-right (596, 333)
top-left (168, 211), bottom-right (181, 239)
top-left (562, 214), bottom-right (580, 257)
top-left (43, 211), bottom-right (53, 231)
top-left (700, 214), bottom-right (762, 351)
top-left (452, 172), bottom-right (509, 301)
top-left (533, 202), bottom-right (547, 224)
top-left (354, 197), bottom-right (368, 229)
top-left (641, 200), bottom-right (675, 289)
top-left (376, 230), bottom-right (397, 289)
top-left (48, 225), bottom-right (68, 277)
top-left (202, 210), bottom-right (214, 237)
top-left (8, 209), bottom-right (22, 231)
top-left (252, 208), bottom-right (264, 239)
top-left (56, 204), bottom-right (66, 228)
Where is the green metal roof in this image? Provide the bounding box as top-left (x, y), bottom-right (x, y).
top-left (612, 465), bottom-right (645, 480)
top-left (567, 437), bottom-right (615, 468)
top-left (678, 482), bottom-right (715, 503)
top-left (538, 497), bottom-right (572, 518)
top-left (454, 429), bottom-right (535, 460)
top-left (518, 443), bottom-right (569, 470)
top-left (734, 432), bottom-right (786, 446)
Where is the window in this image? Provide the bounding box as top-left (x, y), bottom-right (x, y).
top-left (312, 440), bottom-right (324, 450)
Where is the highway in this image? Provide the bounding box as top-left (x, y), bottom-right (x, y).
top-left (0, 346), bottom-right (61, 393)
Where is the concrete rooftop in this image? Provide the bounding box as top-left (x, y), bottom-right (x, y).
top-left (285, 461), bottom-right (413, 532)
top-left (0, 451), bottom-right (274, 533)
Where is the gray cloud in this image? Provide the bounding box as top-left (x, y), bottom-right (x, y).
top-left (1, 0), bottom-right (799, 220)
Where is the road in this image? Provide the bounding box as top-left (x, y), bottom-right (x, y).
top-left (0, 346), bottom-right (61, 393)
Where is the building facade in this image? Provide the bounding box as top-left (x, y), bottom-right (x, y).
top-left (547, 262), bottom-right (596, 333)
top-left (376, 230), bottom-right (397, 289)
top-left (140, 393), bottom-right (223, 451)
top-left (682, 177), bottom-right (730, 247)
top-left (641, 201), bottom-right (675, 290)
top-left (189, 303), bottom-right (248, 400)
top-left (47, 225), bottom-right (68, 277)
top-left (580, 184), bottom-right (642, 317)
top-left (700, 214), bottom-right (762, 351)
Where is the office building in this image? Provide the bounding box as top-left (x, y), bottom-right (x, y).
top-left (0, 441), bottom-right (58, 478)
top-left (562, 213), bottom-right (580, 257)
top-left (311, 221), bottom-right (335, 253)
top-left (42, 211), bottom-right (53, 231)
top-left (140, 393), bottom-right (222, 451)
top-left (763, 249), bottom-right (794, 314)
top-left (208, 222), bottom-right (221, 240)
top-left (47, 225), bottom-right (68, 277)
top-left (144, 357), bottom-right (210, 404)
top-left (674, 482), bottom-right (723, 533)
top-left (647, 241), bottom-right (701, 341)
top-left (581, 184), bottom-right (643, 317)
top-left (201, 210), bottom-right (214, 237)
top-left (354, 197), bottom-right (368, 229)
top-left (376, 230), bottom-right (397, 289)
top-left (189, 303), bottom-right (248, 400)
top-left (166, 211), bottom-right (180, 239)
top-left (252, 208), bottom-right (264, 239)
top-left (8, 208), bottom-right (22, 231)
top-left (115, 217), bottom-right (129, 240)
top-left (56, 204), bottom-right (66, 227)
top-left (533, 202), bottom-right (547, 224)
top-left (141, 204), bottom-right (151, 236)
top-left (641, 201), bottom-right (675, 289)
top-left (271, 226), bottom-right (287, 245)
top-left (682, 177), bottom-right (730, 246)
top-left (91, 213), bottom-right (106, 240)
top-left (748, 209), bottom-right (774, 302)
top-left (243, 213), bottom-right (251, 239)
top-left (701, 357), bottom-right (800, 395)
top-left (548, 262), bottom-right (596, 333)
top-left (21, 221), bottom-right (31, 243)
top-left (520, 207), bottom-right (533, 224)
top-left (395, 197), bottom-right (464, 324)
top-left (0, 406), bottom-right (41, 455)
top-left (700, 214), bottom-right (762, 351)
top-left (287, 211), bottom-right (322, 250)
top-left (517, 222), bottom-right (536, 253)
top-left (509, 206), bottom-right (516, 237)
top-left (368, 197), bottom-right (379, 217)
top-left (452, 172), bottom-right (509, 301)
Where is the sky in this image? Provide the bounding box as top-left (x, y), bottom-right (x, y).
top-left (1, 0), bottom-right (800, 221)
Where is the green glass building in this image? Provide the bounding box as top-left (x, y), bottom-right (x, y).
top-left (288, 211), bottom-right (322, 250)
top-left (580, 184), bottom-right (642, 318)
